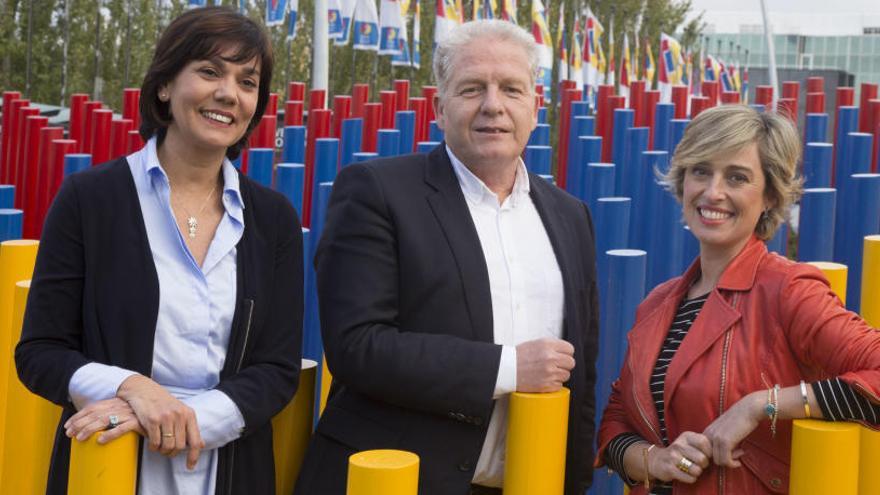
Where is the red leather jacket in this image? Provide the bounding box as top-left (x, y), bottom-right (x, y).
top-left (596, 236), bottom-right (880, 494)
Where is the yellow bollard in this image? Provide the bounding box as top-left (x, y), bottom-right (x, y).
top-left (346, 449), bottom-right (419, 495)
top-left (272, 359), bottom-right (317, 495)
top-left (67, 430), bottom-right (139, 495)
top-left (320, 355), bottom-right (332, 415)
top-left (790, 419), bottom-right (859, 494)
top-left (0, 239), bottom-right (39, 481)
top-left (504, 387), bottom-right (570, 495)
top-left (860, 426), bottom-right (880, 494)
top-left (0, 281), bottom-right (62, 493)
top-left (807, 261), bottom-right (848, 305)
top-left (861, 235), bottom-right (880, 327)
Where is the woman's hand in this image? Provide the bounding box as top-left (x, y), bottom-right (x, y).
top-left (702, 391), bottom-right (764, 468)
top-left (117, 375), bottom-right (204, 469)
top-left (648, 431), bottom-right (713, 484)
top-left (64, 397), bottom-right (144, 443)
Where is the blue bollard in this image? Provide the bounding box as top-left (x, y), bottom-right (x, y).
top-left (537, 106), bottom-right (547, 124)
top-left (282, 125), bottom-right (307, 164)
top-left (231, 155), bottom-right (242, 171)
top-left (63, 153), bottom-right (92, 178)
top-left (428, 120), bottom-right (444, 142)
top-left (797, 188), bottom-right (836, 262)
top-left (377, 129), bottom-right (401, 157)
top-left (766, 222), bottom-right (788, 256)
top-left (539, 174), bottom-right (555, 184)
top-left (595, 197), bottom-right (631, 259)
top-left (653, 103), bottom-right (675, 152)
top-left (303, 182), bottom-right (335, 363)
top-left (805, 113), bottom-right (829, 144)
top-left (0, 209), bottom-right (23, 241)
top-left (568, 136), bottom-right (602, 201)
top-left (669, 118), bottom-right (691, 154)
top-left (528, 123), bottom-right (551, 146)
top-left (680, 225), bottom-right (699, 273)
top-left (312, 139), bottom-right (339, 221)
top-left (0, 185), bottom-right (13, 209)
top-left (623, 128), bottom-right (650, 247)
top-left (803, 142), bottom-right (834, 189)
top-left (395, 110), bottom-right (416, 154)
top-left (834, 132), bottom-right (873, 263)
top-left (611, 108), bottom-right (636, 195)
top-left (750, 104), bottom-right (765, 113)
top-left (584, 163), bottom-right (615, 212)
top-left (566, 115), bottom-right (596, 188)
top-left (571, 101), bottom-right (590, 120)
top-left (275, 163), bottom-right (305, 219)
top-left (353, 152), bottom-right (379, 162)
top-left (843, 173), bottom-right (880, 313)
top-left (643, 150), bottom-right (681, 289)
top-left (416, 141), bottom-right (440, 153)
top-left (524, 145), bottom-right (552, 175)
top-left (631, 148), bottom-right (660, 251)
top-left (246, 148), bottom-right (274, 187)
top-left (833, 107), bottom-right (859, 188)
top-left (339, 118), bottom-right (364, 167)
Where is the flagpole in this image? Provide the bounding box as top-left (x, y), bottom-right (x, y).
top-left (60, 0), bottom-right (71, 104)
top-left (759, 0), bottom-right (778, 111)
top-left (25, 0), bottom-right (34, 98)
top-left (314, 0), bottom-right (330, 91)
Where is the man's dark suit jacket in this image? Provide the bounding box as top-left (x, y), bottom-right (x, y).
top-left (294, 145), bottom-right (599, 495)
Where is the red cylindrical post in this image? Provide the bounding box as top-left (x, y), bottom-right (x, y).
top-left (806, 77), bottom-right (824, 94)
top-left (671, 86), bottom-right (688, 119)
top-left (755, 86), bottom-right (774, 107)
top-left (645, 90), bottom-right (660, 148)
top-left (595, 84), bottom-right (614, 151)
top-left (869, 99), bottom-right (880, 173)
top-left (12, 107), bottom-right (39, 205)
top-left (782, 81), bottom-right (800, 101)
top-left (109, 119), bottom-right (134, 160)
top-left (701, 81), bottom-right (719, 106)
top-left (351, 83), bottom-right (370, 118)
top-left (122, 88), bottom-right (140, 131)
top-left (836, 87), bottom-right (854, 107)
top-left (409, 97), bottom-right (428, 144)
top-left (393, 80), bottom-right (410, 112)
top-left (47, 139), bottom-right (77, 210)
top-left (1, 91), bottom-right (21, 177)
top-left (362, 103), bottom-right (382, 153)
top-left (284, 100), bottom-right (304, 126)
top-left (26, 126), bottom-right (63, 238)
top-left (266, 93), bottom-right (279, 116)
top-left (720, 91), bottom-right (741, 104)
top-left (90, 109), bottom-right (113, 165)
top-left (82, 101), bottom-right (103, 154)
top-left (18, 115), bottom-right (49, 213)
top-left (535, 84), bottom-right (545, 107)
top-left (421, 86), bottom-right (438, 122)
top-left (777, 98), bottom-right (798, 123)
top-left (288, 82), bottom-right (306, 102)
top-left (251, 115), bottom-right (277, 149)
top-left (127, 130), bottom-right (144, 154)
top-left (68, 93), bottom-right (89, 153)
top-left (690, 96), bottom-right (711, 119)
top-left (308, 89), bottom-right (326, 111)
top-left (602, 95), bottom-right (625, 163)
top-left (303, 108), bottom-right (332, 227)
top-left (806, 92), bottom-right (825, 114)
top-left (332, 95), bottom-right (352, 138)
top-left (630, 80), bottom-right (646, 125)
top-left (858, 83), bottom-right (878, 133)
top-left (379, 91), bottom-right (397, 129)
top-left (4, 99), bottom-right (30, 184)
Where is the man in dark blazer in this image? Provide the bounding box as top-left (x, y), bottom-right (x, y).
top-left (295, 19), bottom-right (599, 495)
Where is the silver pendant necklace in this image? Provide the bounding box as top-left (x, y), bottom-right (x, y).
top-left (172, 182), bottom-right (218, 239)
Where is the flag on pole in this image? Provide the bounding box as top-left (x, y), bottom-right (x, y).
top-left (741, 65), bottom-right (750, 104)
top-left (569, 19), bottom-right (584, 92)
top-left (474, 0), bottom-right (496, 20)
top-left (352, 0), bottom-right (380, 50)
top-left (531, 0), bottom-right (553, 100)
top-left (434, 0), bottom-right (458, 46)
top-left (335, 0), bottom-right (357, 45)
top-left (391, 0), bottom-right (411, 66)
top-left (581, 7), bottom-right (604, 104)
top-left (287, 0), bottom-right (299, 39)
top-left (556, 4), bottom-right (568, 84)
top-left (620, 33), bottom-right (631, 102)
top-left (456, 0), bottom-right (464, 22)
top-left (328, 0), bottom-right (344, 38)
top-left (239, 0), bottom-right (246, 14)
top-left (644, 38), bottom-right (655, 89)
top-left (500, 0), bottom-right (517, 24)
top-left (658, 32), bottom-right (683, 102)
top-left (718, 57), bottom-right (735, 92)
top-left (704, 54), bottom-right (720, 82)
top-left (188, 0), bottom-right (206, 8)
top-left (606, 16), bottom-right (615, 87)
top-left (379, 0), bottom-right (404, 54)
top-left (266, 0), bottom-right (286, 26)
top-left (412, 0), bottom-right (421, 68)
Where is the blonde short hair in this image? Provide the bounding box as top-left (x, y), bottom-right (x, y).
top-left (663, 104), bottom-right (803, 240)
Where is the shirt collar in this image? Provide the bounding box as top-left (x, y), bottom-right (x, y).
top-left (446, 145), bottom-right (530, 207)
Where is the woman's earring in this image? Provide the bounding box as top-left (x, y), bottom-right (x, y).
top-left (159, 92), bottom-right (168, 101)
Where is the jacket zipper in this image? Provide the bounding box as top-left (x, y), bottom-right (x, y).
top-left (716, 293), bottom-right (738, 495)
top-left (227, 298), bottom-right (254, 495)
top-left (628, 354), bottom-right (663, 445)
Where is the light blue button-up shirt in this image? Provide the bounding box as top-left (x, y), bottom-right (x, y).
top-left (68, 137), bottom-right (246, 494)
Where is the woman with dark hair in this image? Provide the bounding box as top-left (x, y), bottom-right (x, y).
top-left (15, 6), bottom-right (303, 494)
top-left (595, 104), bottom-right (880, 494)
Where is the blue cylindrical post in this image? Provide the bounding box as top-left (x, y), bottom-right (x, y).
top-left (312, 138), bottom-right (339, 220)
top-left (377, 129), bottom-right (401, 157)
top-left (303, 182), bottom-right (335, 364)
top-left (834, 132), bottom-right (873, 263)
top-left (537, 106), bottom-right (547, 124)
top-left (282, 125), bottom-right (307, 164)
top-left (231, 155), bottom-right (242, 171)
top-left (680, 225), bottom-right (699, 274)
top-left (539, 174), bottom-right (555, 184)
top-left (805, 113), bottom-right (829, 144)
top-left (833, 107), bottom-right (859, 187)
top-left (416, 141), bottom-right (440, 153)
top-left (275, 163), bottom-right (305, 219)
top-left (571, 100), bottom-right (590, 120)
top-left (843, 173), bottom-right (880, 313)
top-left (0, 185), bottom-right (13, 209)
top-left (749, 104), bottom-right (765, 113)
top-left (63, 153), bottom-right (92, 177)
top-left (797, 187), bottom-right (836, 262)
top-left (611, 108), bottom-right (635, 195)
top-left (395, 110), bottom-right (416, 154)
top-left (528, 123), bottom-right (551, 146)
top-left (644, 150), bottom-right (681, 289)
top-left (635, 150), bottom-right (669, 252)
top-left (428, 120), bottom-right (444, 142)
top-left (339, 118), bottom-right (363, 167)
top-left (569, 136), bottom-right (603, 202)
top-left (669, 118), bottom-right (691, 154)
top-left (803, 142), bottom-right (834, 189)
top-left (0, 209), bottom-right (23, 241)
top-left (584, 163), bottom-right (615, 212)
top-left (766, 222), bottom-right (788, 256)
top-left (566, 115), bottom-right (596, 189)
top-left (524, 145), bottom-right (552, 175)
top-left (653, 103), bottom-right (675, 152)
top-left (623, 128), bottom-right (650, 245)
top-left (353, 152), bottom-right (379, 162)
top-left (595, 197), bottom-right (631, 260)
top-left (246, 148), bottom-right (274, 187)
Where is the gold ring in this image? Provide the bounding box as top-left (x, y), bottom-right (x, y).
top-left (676, 456), bottom-right (694, 474)
top-left (162, 432), bottom-right (175, 438)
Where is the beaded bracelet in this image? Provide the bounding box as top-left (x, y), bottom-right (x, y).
top-left (765, 384), bottom-right (780, 437)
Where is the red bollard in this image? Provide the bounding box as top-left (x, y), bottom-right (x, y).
top-left (409, 97), bottom-right (428, 144)
top-left (701, 81), bottom-right (720, 106)
top-left (859, 83), bottom-right (878, 133)
top-left (122, 88), bottom-right (140, 132)
top-left (68, 94), bottom-right (89, 153)
top-left (26, 126), bottom-right (63, 238)
top-left (288, 81), bottom-right (306, 102)
top-left (806, 92), bottom-right (825, 114)
top-left (393, 80), bottom-right (410, 112)
top-left (535, 84), bottom-right (545, 107)
top-left (12, 107), bottom-right (39, 206)
top-left (379, 91), bottom-right (397, 129)
top-left (109, 119), bottom-right (134, 160)
top-left (303, 108), bottom-right (332, 228)
top-left (755, 86), bottom-right (774, 108)
top-left (90, 109), bottom-right (113, 165)
top-left (332, 95), bottom-right (352, 139)
top-left (836, 87), bottom-right (854, 107)
top-left (720, 91), bottom-right (741, 104)
top-left (308, 89), bottom-right (326, 111)
top-left (362, 103), bottom-right (382, 153)
top-left (869, 99), bottom-right (880, 173)
top-left (630, 80), bottom-right (646, 125)
top-left (82, 101), bottom-right (103, 154)
top-left (1, 91), bottom-right (21, 176)
top-left (690, 96), bottom-right (711, 119)
top-left (777, 98), bottom-right (798, 123)
top-left (267, 93), bottom-right (279, 116)
top-left (127, 130), bottom-right (144, 154)
top-left (644, 90), bottom-right (660, 148)
top-left (603, 95), bottom-right (625, 163)
top-left (351, 83), bottom-right (370, 118)
top-left (422, 86), bottom-right (437, 122)
top-left (18, 115), bottom-right (49, 213)
top-left (285, 100), bottom-right (304, 126)
top-left (251, 115), bottom-right (277, 148)
top-left (782, 81), bottom-right (800, 100)
top-left (4, 99), bottom-right (30, 184)
top-left (595, 84), bottom-right (614, 153)
top-left (806, 77), bottom-right (824, 94)
top-left (46, 139), bottom-right (77, 214)
top-left (671, 86), bottom-right (688, 119)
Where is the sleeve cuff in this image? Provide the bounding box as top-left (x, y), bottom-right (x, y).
top-left (492, 345), bottom-right (517, 399)
top-left (68, 363), bottom-right (139, 410)
top-left (182, 390), bottom-right (246, 450)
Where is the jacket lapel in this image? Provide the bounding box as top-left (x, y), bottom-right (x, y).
top-left (424, 145), bottom-right (494, 343)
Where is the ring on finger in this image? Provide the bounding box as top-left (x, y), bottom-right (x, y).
top-left (676, 456), bottom-right (695, 474)
top-left (162, 431), bottom-right (175, 438)
top-left (107, 414), bottom-right (119, 430)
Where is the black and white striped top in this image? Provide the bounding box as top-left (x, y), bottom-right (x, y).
top-left (604, 293), bottom-right (880, 493)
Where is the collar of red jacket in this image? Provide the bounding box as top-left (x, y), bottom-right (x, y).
top-left (680, 234), bottom-right (768, 294)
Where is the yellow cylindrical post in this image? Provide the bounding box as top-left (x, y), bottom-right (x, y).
top-left (320, 355), bottom-right (332, 415)
top-left (272, 359), bottom-right (317, 495)
top-left (790, 419), bottom-right (859, 494)
top-left (503, 387), bottom-right (570, 495)
top-left (0, 239), bottom-right (39, 481)
top-left (807, 261), bottom-right (848, 305)
top-left (861, 235), bottom-right (880, 327)
top-left (67, 431), bottom-right (139, 495)
top-left (0, 281), bottom-right (61, 494)
top-left (860, 426), bottom-right (880, 494)
top-left (346, 450), bottom-right (419, 495)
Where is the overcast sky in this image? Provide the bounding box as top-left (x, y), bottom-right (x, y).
top-left (687, 0), bottom-right (880, 15)
top-left (684, 0), bottom-right (880, 35)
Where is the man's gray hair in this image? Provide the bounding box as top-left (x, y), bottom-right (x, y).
top-left (432, 20), bottom-right (540, 97)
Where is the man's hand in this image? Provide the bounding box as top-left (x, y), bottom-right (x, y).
top-left (515, 338), bottom-right (575, 392)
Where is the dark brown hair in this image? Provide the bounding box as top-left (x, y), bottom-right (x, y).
top-left (139, 6), bottom-right (273, 159)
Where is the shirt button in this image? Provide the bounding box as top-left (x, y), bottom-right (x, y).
top-left (769, 478), bottom-right (781, 489)
top-left (458, 460), bottom-right (473, 472)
